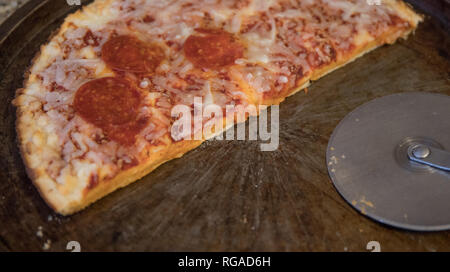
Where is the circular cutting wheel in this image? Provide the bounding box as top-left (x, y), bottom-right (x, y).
top-left (327, 92), bottom-right (450, 231)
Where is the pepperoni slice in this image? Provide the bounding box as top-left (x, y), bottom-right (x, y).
top-left (101, 35), bottom-right (164, 73)
top-left (183, 29), bottom-right (244, 69)
top-left (74, 77), bottom-right (146, 145)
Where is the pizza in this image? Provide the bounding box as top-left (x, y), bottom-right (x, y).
top-left (14, 0), bottom-right (422, 215)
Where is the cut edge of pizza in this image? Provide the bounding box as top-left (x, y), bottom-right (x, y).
top-left (14, 0), bottom-right (422, 215)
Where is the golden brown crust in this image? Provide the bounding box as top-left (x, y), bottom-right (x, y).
top-left (15, 0), bottom-right (422, 215)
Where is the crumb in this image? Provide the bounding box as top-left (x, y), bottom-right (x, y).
top-left (42, 239), bottom-right (51, 250)
top-left (360, 206), bottom-right (367, 215)
top-left (341, 155), bottom-right (346, 159)
top-left (344, 247), bottom-right (348, 251)
top-left (47, 215), bottom-right (53, 222)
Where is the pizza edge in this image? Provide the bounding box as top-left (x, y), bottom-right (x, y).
top-left (14, 0), bottom-right (117, 214)
top-left (14, 1), bottom-right (422, 215)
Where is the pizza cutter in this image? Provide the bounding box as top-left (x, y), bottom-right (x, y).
top-left (327, 92), bottom-right (450, 231)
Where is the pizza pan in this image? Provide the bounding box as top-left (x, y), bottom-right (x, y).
top-left (0, 0), bottom-right (449, 251)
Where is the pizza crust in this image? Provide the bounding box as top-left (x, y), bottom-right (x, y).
top-left (15, 0), bottom-right (422, 215)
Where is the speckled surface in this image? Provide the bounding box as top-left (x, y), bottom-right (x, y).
top-left (0, 0), bottom-right (28, 24)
